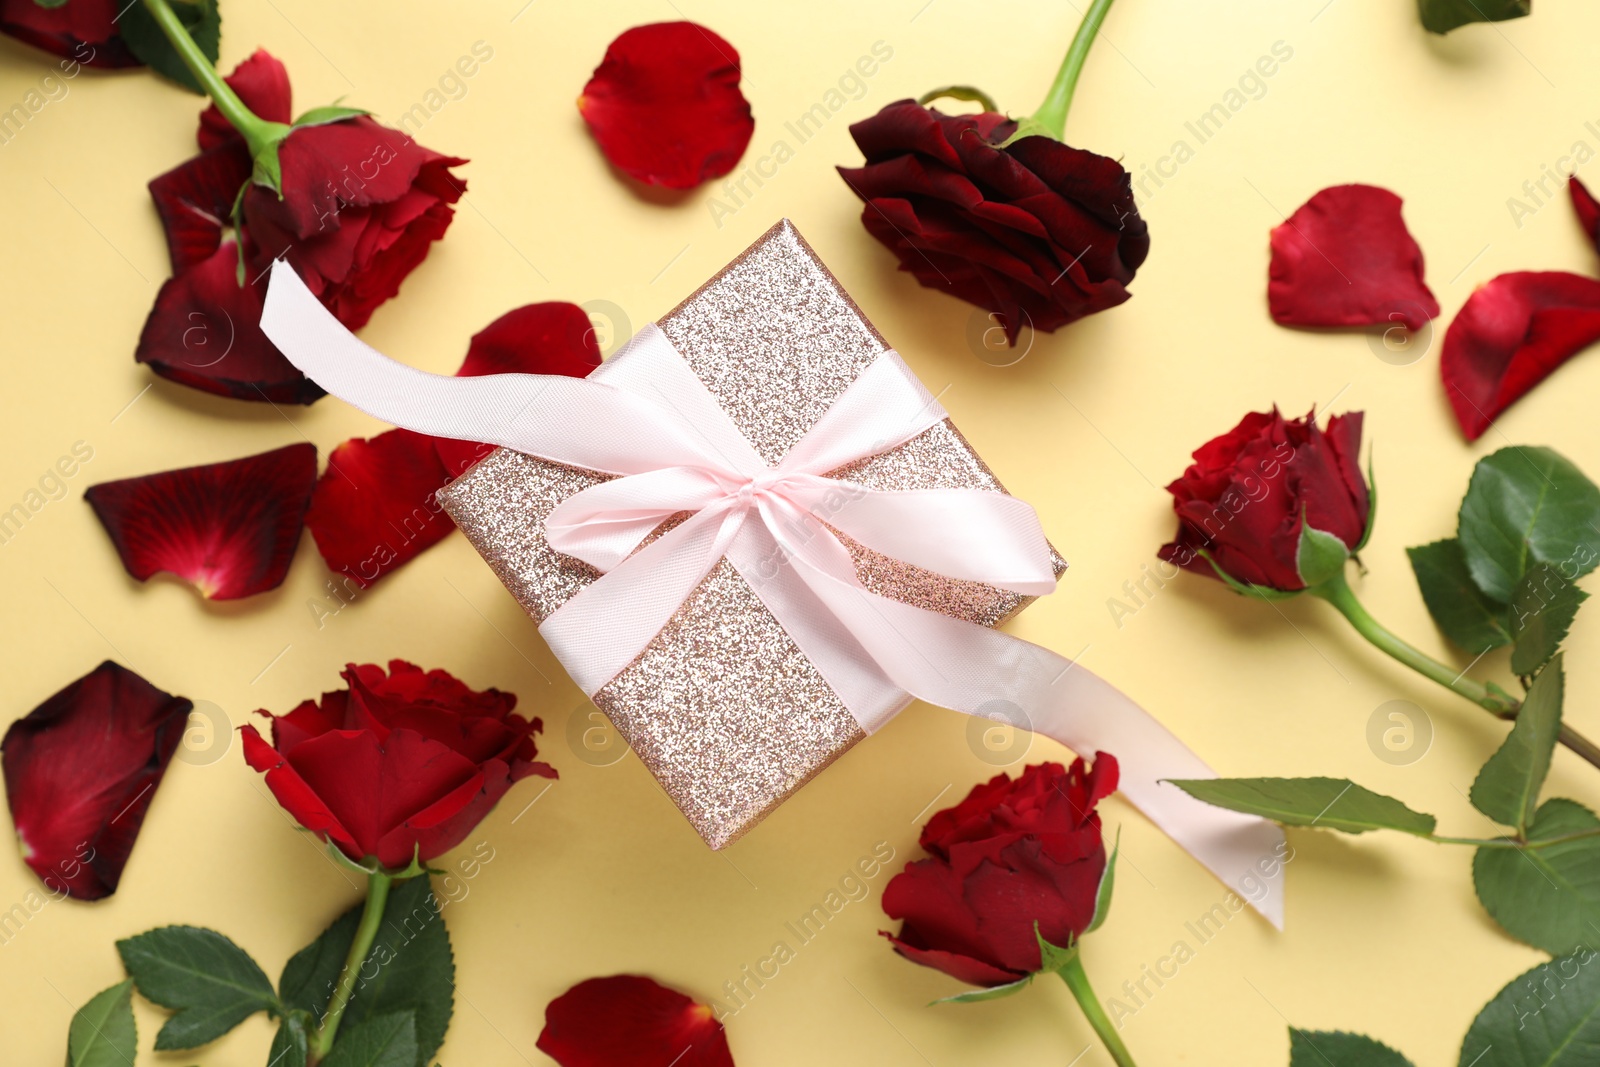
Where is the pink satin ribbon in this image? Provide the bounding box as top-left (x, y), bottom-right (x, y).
top-left (260, 261), bottom-right (1286, 926)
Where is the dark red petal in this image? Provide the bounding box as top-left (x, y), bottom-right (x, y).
top-left (0, 0), bottom-right (140, 67)
top-left (1572, 176), bottom-right (1600, 253)
top-left (84, 443), bottom-right (317, 600)
top-left (303, 428), bottom-right (455, 589)
top-left (1268, 184), bottom-right (1439, 331)
top-left (1440, 271), bottom-right (1600, 440)
top-left (578, 22), bottom-right (754, 189)
top-left (148, 144), bottom-right (254, 274)
top-left (240, 722), bottom-right (366, 862)
top-left (881, 933), bottom-right (1025, 987)
top-left (199, 49), bottom-right (293, 151)
top-left (538, 975), bottom-right (734, 1067)
top-left (135, 242), bottom-right (325, 404)
top-left (435, 302), bottom-right (602, 476)
top-left (2, 662), bottom-right (191, 900)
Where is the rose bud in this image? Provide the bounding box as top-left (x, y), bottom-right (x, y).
top-left (882, 756), bottom-right (1117, 987)
top-left (837, 4), bottom-right (1147, 346)
top-left (1159, 409), bottom-right (1372, 594)
top-left (241, 661), bottom-right (555, 870)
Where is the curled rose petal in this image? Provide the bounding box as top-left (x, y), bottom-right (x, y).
top-left (303, 428), bottom-right (455, 589)
top-left (1571, 176), bottom-right (1600, 254)
top-left (198, 49), bottom-right (292, 152)
top-left (578, 22), bottom-right (755, 189)
top-left (148, 146), bottom-right (255, 274)
top-left (2, 662), bottom-right (191, 900)
top-left (1268, 184), bottom-right (1439, 331)
top-left (1441, 271), bottom-right (1600, 440)
top-left (537, 975), bottom-right (734, 1067)
top-left (0, 0), bottom-right (139, 67)
top-left (85, 443), bottom-right (317, 600)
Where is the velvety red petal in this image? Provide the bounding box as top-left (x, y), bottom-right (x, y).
top-left (1572, 176), bottom-right (1600, 252)
top-left (135, 242), bottom-right (325, 404)
top-left (0, 0), bottom-right (139, 67)
top-left (882, 932), bottom-right (1024, 987)
top-left (240, 722), bottom-right (366, 861)
top-left (2, 662), bottom-right (190, 900)
top-left (199, 49), bottom-right (293, 151)
top-left (538, 975), bottom-right (734, 1067)
top-left (578, 22), bottom-right (754, 189)
top-left (148, 144), bottom-right (254, 274)
top-left (84, 443), bottom-right (317, 600)
top-left (1440, 271), bottom-right (1600, 440)
top-left (303, 428), bottom-right (455, 588)
top-left (1268, 184), bottom-right (1439, 331)
top-left (434, 302), bottom-right (602, 476)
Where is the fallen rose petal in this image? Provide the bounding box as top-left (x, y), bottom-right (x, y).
top-left (579, 22), bottom-right (754, 189)
top-left (303, 428), bottom-right (455, 588)
top-left (0, 0), bottom-right (139, 68)
top-left (434, 302), bottom-right (602, 477)
top-left (1571, 176), bottom-right (1600, 254)
top-left (2, 662), bottom-right (191, 900)
top-left (1268, 184), bottom-right (1439, 331)
top-left (148, 146), bottom-right (255, 274)
top-left (537, 975), bottom-right (734, 1067)
top-left (85, 443), bottom-right (318, 599)
top-left (198, 49), bottom-right (292, 152)
top-left (1441, 271), bottom-right (1600, 440)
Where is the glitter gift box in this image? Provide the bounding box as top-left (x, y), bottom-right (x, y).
top-left (438, 220), bottom-right (1065, 848)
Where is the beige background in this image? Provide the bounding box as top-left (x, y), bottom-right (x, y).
top-left (3, 0), bottom-right (1599, 1062)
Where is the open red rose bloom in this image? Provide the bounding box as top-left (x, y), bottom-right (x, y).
top-left (838, 100), bottom-right (1149, 345)
top-left (2, 662), bottom-right (192, 900)
top-left (241, 661), bottom-right (555, 869)
top-left (538, 974), bottom-right (735, 1067)
top-left (139, 49), bottom-right (467, 402)
top-left (881, 756), bottom-right (1117, 987)
top-left (1159, 408), bottom-right (1370, 592)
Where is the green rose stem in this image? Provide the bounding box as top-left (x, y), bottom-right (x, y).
top-left (1059, 954), bottom-right (1137, 1067)
top-left (1019, 0), bottom-right (1119, 140)
top-left (307, 870), bottom-right (394, 1064)
top-left (1310, 571), bottom-right (1600, 773)
top-left (140, 0), bottom-right (289, 159)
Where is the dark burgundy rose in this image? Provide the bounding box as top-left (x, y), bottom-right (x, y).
top-left (838, 100), bottom-right (1148, 345)
top-left (241, 661), bottom-right (555, 869)
top-left (137, 50), bottom-right (466, 403)
top-left (538, 975), bottom-right (734, 1067)
top-left (1159, 409), bottom-right (1370, 592)
top-left (0, 0), bottom-right (138, 68)
top-left (882, 756), bottom-right (1117, 987)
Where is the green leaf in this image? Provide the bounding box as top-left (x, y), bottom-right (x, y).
top-left (1469, 657), bottom-right (1563, 832)
top-left (1165, 778), bottom-right (1436, 836)
top-left (1033, 924), bottom-right (1078, 976)
top-left (268, 1013), bottom-right (311, 1067)
top-left (931, 975), bottom-right (1033, 1005)
top-left (67, 980), bottom-right (138, 1067)
top-left (1407, 538), bottom-right (1512, 654)
top-left (1298, 523), bottom-right (1351, 588)
top-left (1473, 798), bottom-right (1600, 956)
top-left (1419, 0), bottom-right (1531, 35)
top-left (1511, 565), bottom-right (1588, 676)
top-left (1288, 1028), bottom-right (1415, 1066)
top-left (293, 106), bottom-right (372, 128)
top-left (1458, 446), bottom-right (1600, 604)
top-left (1458, 947), bottom-right (1600, 1066)
top-left (116, 0), bottom-right (222, 95)
top-left (320, 1012), bottom-right (418, 1067)
top-left (1083, 827), bottom-right (1119, 935)
top-left (116, 926), bottom-right (279, 1050)
top-left (279, 877), bottom-right (454, 1067)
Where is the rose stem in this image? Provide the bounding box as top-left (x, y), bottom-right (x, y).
top-left (1059, 954), bottom-right (1138, 1067)
top-left (307, 870), bottom-right (393, 1064)
top-left (139, 0), bottom-right (284, 157)
top-left (1309, 570), bottom-right (1600, 773)
top-left (1028, 0), bottom-right (1119, 139)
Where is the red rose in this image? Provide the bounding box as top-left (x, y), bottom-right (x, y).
top-left (138, 50), bottom-right (466, 402)
top-left (0, 0), bottom-right (138, 67)
top-left (882, 756), bottom-right (1116, 987)
top-left (838, 100), bottom-right (1148, 345)
top-left (241, 661), bottom-right (555, 869)
top-left (1159, 409), bottom-right (1370, 592)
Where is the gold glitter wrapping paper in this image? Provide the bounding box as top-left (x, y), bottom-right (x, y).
top-left (438, 221), bottom-right (1066, 848)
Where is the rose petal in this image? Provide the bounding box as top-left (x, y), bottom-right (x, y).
top-left (303, 428), bottom-right (455, 589)
top-left (1571, 176), bottom-right (1600, 253)
top-left (240, 722), bottom-right (365, 861)
top-left (578, 22), bottom-right (754, 189)
top-left (134, 242), bottom-right (325, 404)
top-left (2, 662), bottom-right (191, 900)
top-left (880, 933), bottom-right (1025, 988)
top-left (148, 144), bottom-right (254, 274)
top-left (538, 975), bottom-right (734, 1067)
top-left (199, 49), bottom-right (293, 151)
top-left (0, 0), bottom-right (139, 67)
top-left (1440, 271), bottom-right (1600, 440)
top-left (85, 443), bottom-right (317, 600)
top-left (1268, 184), bottom-right (1439, 331)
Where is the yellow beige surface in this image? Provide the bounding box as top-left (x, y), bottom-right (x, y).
top-left (2, 1), bottom-right (1598, 1062)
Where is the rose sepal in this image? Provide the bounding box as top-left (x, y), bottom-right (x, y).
top-left (1297, 517), bottom-right (1353, 589)
top-left (1198, 548), bottom-right (1301, 601)
top-left (323, 841), bottom-right (440, 882)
